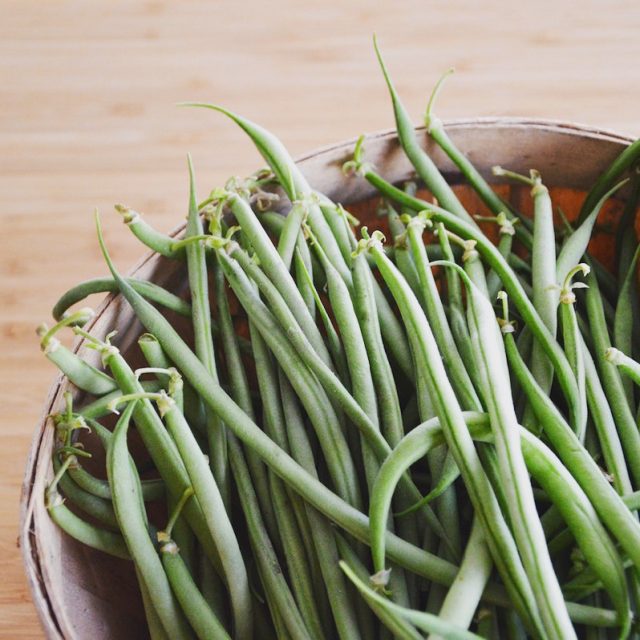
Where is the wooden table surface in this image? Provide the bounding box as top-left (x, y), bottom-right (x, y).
top-left (1, 1), bottom-right (638, 637)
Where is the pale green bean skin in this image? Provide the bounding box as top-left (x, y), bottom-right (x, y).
top-left (614, 244), bottom-right (640, 406)
top-left (161, 397), bottom-right (253, 640)
top-left (459, 261), bottom-right (573, 639)
top-left (334, 533), bottom-right (423, 640)
top-left (435, 517), bottom-right (492, 634)
top-left (582, 339), bottom-right (633, 496)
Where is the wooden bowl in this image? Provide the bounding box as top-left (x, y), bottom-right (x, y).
top-left (20, 119), bottom-right (635, 639)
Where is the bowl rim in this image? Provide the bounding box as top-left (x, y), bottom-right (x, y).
top-left (20, 116), bottom-right (635, 639)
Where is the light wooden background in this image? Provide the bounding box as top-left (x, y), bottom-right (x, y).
top-left (1, 1), bottom-right (638, 637)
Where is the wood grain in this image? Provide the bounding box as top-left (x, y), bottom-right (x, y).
top-left (1, 1), bottom-right (638, 637)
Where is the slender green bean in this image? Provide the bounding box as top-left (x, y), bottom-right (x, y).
top-left (578, 139), bottom-right (640, 224)
top-left (584, 266), bottom-right (640, 486)
top-left (107, 401), bottom-right (193, 640)
top-left (160, 539), bottom-right (231, 640)
top-left (340, 561), bottom-right (482, 639)
top-left (116, 204), bottom-right (185, 259)
top-left (52, 276), bottom-right (191, 321)
top-left (374, 38), bottom-right (479, 230)
top-left (184, 157), bottom-right (229, 506)
top-left (614, 244), bottom-right (640, 406)
top-left (504, 330), bottom-right (640, 573)
top-left (45, 457), bottom-right (129, 559)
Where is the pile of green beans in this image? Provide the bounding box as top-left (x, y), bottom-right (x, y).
top-left (40, 39), bottom-right (640, 640)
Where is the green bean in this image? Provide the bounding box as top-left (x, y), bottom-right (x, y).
top-left (277, 371), bottom-right (363, 640)
top-left (224, 243), bottom-right (383, 456)
top-left (38, 310), bottom-right (117, 396)
top-left (231, 424), bottom-right (312, 640)
top-left (214, 264), bottom-right (281, 549)
top-left (437, 260), bottom-right (573, 636)
top-left (294, 231), bottom-right (315, 316)
top-left (152, 388), bottom-right (252, 640)
top-left (116, 204), bottom-right (185, 259)
top-left (614, 244), bottom-right (640, 406)
top-left (496, 168), bottom-right (557, 435)
top-left (435, 518), bottom-right (492, 635)
top-left (317, 199), bottom-right (355, 267)
top-left (558, 267), bottom-right (589, 441)
top-left (250, 326), bottom-right (324, 638)
top-left (339, 561), bottom-right (482, 640)
top-left (582, 340), bottom-right (633, 496)
top-left (371, 409), bottom-right (630, 636)
top-left (99, 219), bottom-right (600, 620)
top-left (435, 224), bottom-right (484, 396)
top-left (351, 252), bottom-right (404, 447)
top-left (395, 450), bottom-right (459, 518)
top-left (165, 489), bottom-right (196, 579)
top-left (334, 533), bottom-right (422, 640)
top-left (43, 341), bottom-right (117, 396)
top-left (98, 217), bottom-right (628, 631)
top-left (138, 333), bottom-right (206, 433)
top-left (606, 347), bottom-right (640, 387)
top-left (294, 250), bottom-right (350, 385)
top-left (577, 139), bottom-right (640, 224)
top-left (358, 232), bottom-right (544, 635)
top-left (384, 206), bottom-right (421, 296)
top-left (107, 400), bottom-right (193, 640)
top-left (483, 213), bottom-right (518, 300)
top-left (423, 80), bottom-right (531, 243)
top-left (584, 266), bottom-right (640, 486)
top-left (374, 37), bottom-right (479, 231)
top-left (78, 381), bottom-right (162, 420)
top-left (68, 461), bottom-right (164, 502)
top-left (185, 103), bottom-right (347, 276)
top-left (615, 176), bottom-right (640, 284)
top-left (503, 329), bottom-right (640, 573)
top-left (78, 329), bottom-right (226, 578)
top-left (556, 181), bottom-right (627, 286)
top-left (45, 456), bottom-right (130, 559)
top-left (184, 157), bottom-right (229, 507)
top-left (138, 568), bottom-right (172, 640)
top-left (52, 454), bottom-right (119, 530)
top-left (52, 276), bottom-right (191, 321)
top-left (160, 539), bottom-right (231, 640)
